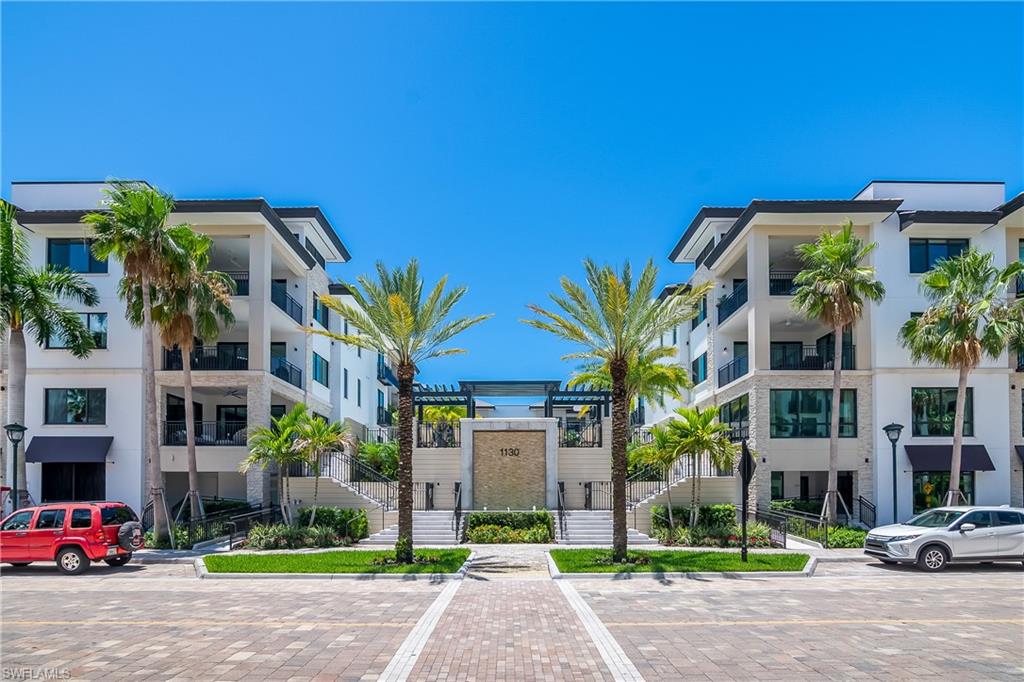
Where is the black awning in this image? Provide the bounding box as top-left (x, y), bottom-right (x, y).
top-left (904, 445), bottom-right (995, 472)
top-left (1015, 445), bottom-right (1024, 464)
top-left (25, 436), bottom-right (113, 463)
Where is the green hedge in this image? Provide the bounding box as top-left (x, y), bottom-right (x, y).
top-left (770, 498), bottom-right (823, 515)
top-left (466, 510), bottom-right (553, 532)
top-left (653, 521), bottom-right (773, 548)
top-left (296, 507), bottom-right (369, 541)
top-left (651, 504), bottom-right (736, 530)
top-left (467, 524), bottom-right (552, 543)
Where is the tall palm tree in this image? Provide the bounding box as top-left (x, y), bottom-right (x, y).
top-left (1, 199), bottom-right (99, 503)
top-left (663, 406), bottom-right (738, 528)
top-left (899, 248), bottom-right (1024, 505)
top-left (85, 182), bottom-right (190, 542)
top-left (240, 404), bottom-right (308, 524)
top-left (631, 424), bottom-right (682, 530)
top-left (294, 414), bottom-right (355, 527)
top-left (567, 344), bottom-right (692, 420)
top-left (792, 222), bottom-right (885, 523)
top-left (307, 259), bottom-right (491, 563)
top-left (523, 259), bottom-right (709, 561)
top-left (150, 229), bottom-right (235, 520)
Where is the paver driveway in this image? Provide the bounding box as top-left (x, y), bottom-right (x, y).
top-left (1, 558), bottom-right (1022, 681)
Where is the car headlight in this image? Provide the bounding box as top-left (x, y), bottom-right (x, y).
top-left (884, 535), bottom-right (917, 543)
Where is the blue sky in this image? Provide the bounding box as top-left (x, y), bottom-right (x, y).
top-left (3, 2), bottom-right (1022, 385)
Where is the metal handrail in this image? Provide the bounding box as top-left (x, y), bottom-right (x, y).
top-left (749, 509), bottom-right (788, 548)
top-left (163, 345), bottom-right (249, 371)
top-left (716, 281), bottom-right (748, 323)
top-left (857, 495), bottom-right (876, 528)
top-left (222, 271), bottom-right (249, 296)
top-left (271, 356), bottom-right (303, 389)
top-left (271, 281), bottom-right (304, 324)
top-left (717, 354), bottom-right (749, 386)
top-left (417, 421), bottom-right (460, 448)
top-left (289, 450), bottom-right (397, 510)
top-left (452, 482), bottom-right (463, 537)
top-left (556, 482), bottom-right (567, 540)
top-left (630, 425), bottom-right (654, 445)
top-left (770, 344), bottom-right (855, 371)
top-left (768, 271), bottom-right (800, 296)
top-left (162, 420), bottom-right (248, 446)
top-left (377, 354), bottom-right (398, 387)
top-left (413, 482), bottom-right (435, 511)
top-left (585, 453), bottom-right (734, 511)
top-left (558, 418), bottom-right (602, 447)
top-left (366, 426), bottom-right (397, 443)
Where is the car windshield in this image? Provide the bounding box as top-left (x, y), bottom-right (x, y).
top-left (100, 506), bottom-right (138, 525)
top-left (905, 509), bottom-right (964, 528)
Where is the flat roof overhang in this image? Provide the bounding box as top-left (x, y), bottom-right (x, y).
top-left (669, 207), bottom-right (744, 263)
top-left (458, 380), bottom-right (563, 397)
top-left (898, 210), bottom-right (1000, 236)
top-left (997, 193), bottom-right (1024, 229)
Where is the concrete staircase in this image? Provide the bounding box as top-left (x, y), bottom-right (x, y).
top-left (361, 510), bottom-right (459, 546)
top-left (557, 510), bottom-right (659, 546)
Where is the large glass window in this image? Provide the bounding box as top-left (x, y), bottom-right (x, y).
top-left (769, 389), bottom-right (856, 438)
top-left (691, 295), bottom-right (707, 330)
top-left (343, 368), bottom-right (349, 399)
top-left (44, 388), bottom-right (106, 424)
top-left (312, 292), bottom-right (329, 328)
top-left (720, 393), bottom-right (748, 439)
top-left (312, 353), bottom-right (329, 387)
top-left (771, 472), bottom-right (784, 500)
top-left (46, 313), bottom-right (107, 350)
top-left (47, 238), bottom-right (107, 274)
top-left (913, 471), bottom-right (974, 513)
top-left (691, 353), bottom-right (707, 384)
top-left (911, 387), bottom-right (973, 437)
top-left (909, 238), bottom-right (969, 274)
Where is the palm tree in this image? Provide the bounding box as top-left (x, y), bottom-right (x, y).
top-left (664, 406), bottom-right (738, 528)
top-left (85, 182), bottom-right (189, 541)
top-left (1, 199), bottom-right (98, 503)
top-left (150, 229), bottom-right (235, 520)
top-left (792, 222), bottom-right (885, 523)
top-left (631, 425), bottom-right (682, 530)
top-left (307, 259), bottom-right (491, 563)
top-left (240, 404), bottom-right (308, 524)
top-left (899, 248), bottom-right (1024, 505)
top-left (294, 414), bottom-right (355, 527)
top-left (523, 260), bottom-right (709, 561)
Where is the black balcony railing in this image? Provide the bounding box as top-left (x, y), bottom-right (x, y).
top-left (163, 345), bottom-right (249, 371)
top-left (630, 426), bottom-right (653, 445)
top-left (770, 344), bottom-right (855, 371)
top-left (559, 419), bottom-right (602, 448)
top-left (377, 354), bottom-right (398, 387)
top-left (377, 406), bottom-right (393, 426)
top-left (1016, 276), bottom-right (1024, 298)
top-left (1017, 348), bottom-right (1024, 371)
top-left (271, 281), bottom-right (304, 324)
top-left (417, 421), bottom-right (460, 448)
top-left (223, 271), bottom-right (249, 296)
top-left (162, 421), bottom-right (248, 446)
top-left (727, 421), bottom-right (749, 442)
top-left (717, 354), bottom-right (749, 386)
top-left (271, 356), bottom-right (303, 389)
top-left (716, 281), bottom-right (748, 323)
top-left (768, 271), bottom-right (799, 296)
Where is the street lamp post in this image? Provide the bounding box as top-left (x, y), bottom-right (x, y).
top-left (4, 423), bottom-right (28, 512)
top-left (882, 422), bottom-right (904, 524)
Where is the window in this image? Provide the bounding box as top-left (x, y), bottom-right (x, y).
top-left (216, 405), bottom-right (247, 424)
top-left (47, 238), bottom-right (107, 274)
top-left (720, 393), bottom-right (748, 440)
top-left (912, 471), bottom-right (974, 513)
top-left (912, 387), bottom-right (973, 437)
top-left (312, 353), bottom-right (329, 387)
top-left (691, 295), bottom-right (708, 330)
top-left (271, 404), bottom-right (286, 420)
top-left (100, 507), bottom-right (138, 525)
top-left (672, 326), bottom-right (678, 346)
top-left (344, 319), bottom-right (349, 336)
top-left (691, 353), bottom-right (707, 384)
top-left (46, 313), bottom-right (108, 350)
top-left (312, 293), bottom-right (329, 327)
top-left (769, 389), bottom-right (856, 438)
top-left (909, 238), bottom-right (969, 274)
top-left (1, 511), bottom-right (33, 531)
top-left (357, 378), bottom-right (362, 406)
top-left (343, 368), bottom-right (349, 399)
top-left (45, 388), bottom-right (106, 424)
top-left (70, 508), bottom-right (93, 528)
top-left (995, 510), bottom-right (1024, 526)
top-left (957, 510), bottom-right (994, 528)
top-left (34, 509), bottom-right (66, 529)
top-left (771, 472), bottom-right (784, 500)
top-left (378, 389), bottom-right (385, 408)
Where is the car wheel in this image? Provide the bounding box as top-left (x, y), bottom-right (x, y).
top-left (917, 545), bottom-right (948, 572)
top-left (56, 547), bottom-right (90, 575)
top-left (104, 554), bottom-right (131, 567)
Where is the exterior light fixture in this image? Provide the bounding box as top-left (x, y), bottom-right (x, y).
top-left (882, 422), bottom-right (904, 524)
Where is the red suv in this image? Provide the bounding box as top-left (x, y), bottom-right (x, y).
top-left (0, 502), bottom-right (144, 575)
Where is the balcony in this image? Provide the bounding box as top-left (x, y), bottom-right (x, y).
top-left (162, 421), bottom-right (248, 446)
top-left (377, 354), bottom-right (398, 387)
top-left (1017, 348), bottom-right (1024, 371)
top-left (377, 405), bottom-right (393, 426)
top-left (417, 421), bottom-right (460, 448)
top-left (769, 271), bottom-right (799, 296)
top-left (271, 356), bottom-right (303, 389)
top-left (163, 345), bottom-right (249, 371)
top-left (716, 281), bottom-right (748, 324)
top-left (271, 281), bottom-right (304, 324)
top-left (559, 418), bottom-right (602, 448)
top-left (223, 271), bottom-right (249, 296)
top-left (727, 421), bottom-right (749, 442)
top-left (717, 354), bottom-right (749, 387)
top-left (770, 344), bottom-right (855, 371)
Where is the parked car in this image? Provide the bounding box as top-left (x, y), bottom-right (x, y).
top-left (0, 501), bottom-right (144, 575)
top-left (864, 506), bottom-right (1024, 571)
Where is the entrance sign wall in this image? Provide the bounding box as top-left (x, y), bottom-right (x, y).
top-left (460, 418), bottom-right (559, 510)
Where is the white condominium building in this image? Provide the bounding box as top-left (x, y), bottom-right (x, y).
top-left (652, 180), bottom-right (1024, 524)
top-left (2, 181), bottom-right (396, 512)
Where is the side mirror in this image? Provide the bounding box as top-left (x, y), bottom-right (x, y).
top-left (959, 523), bottom-right (976, 532)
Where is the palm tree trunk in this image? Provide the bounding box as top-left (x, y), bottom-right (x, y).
top-left (7, 328), bottom-right (27, 505)
top-left (140, 275), bottom-right (169, 543)
top-left (278, 469), bottom-right (288, 523)
top-left (283, 467), bottom-right (292, 525)
top-left (610, 358), bottom-right (629, 562)
top-left (396, 362), bottom-right (415, 563)
top-left (693, 466), bottom-right (703, 528)
top-left (310, 460), bottom-right (320, 527)
top-left (947, 364), bottom-right (970, 504)
top-left (665, 473), bottom-right (674, 532)
top-left (182, 354), bottom-right (202, 520)
top-left (690, 455), bottom-right (698, 528)
top-left (826, 324), bottom-right (843, 525)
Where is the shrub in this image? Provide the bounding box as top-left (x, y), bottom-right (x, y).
top-left (655, 521), bottom-right (773, 548)
top-left (651, 504), bottom-right (736, 531)
top-left (824, 525), bottom-right (868, 549)
top-left (466, 511), bottom-right (553, 534)
top-left (297, 507), bottom-right (369, 541)
top-left (357, 441), bottom-right (399, 478)
top-left (770, 498), bottom-right (823, 515)
top-left (467, 523), bottom-right (552, 543)
top-left (308, 525), bottom-right (339, 548)
top-left (143, 526), bottom-right (191, 550)
top-left (247, 523), bottom-right (288, 550)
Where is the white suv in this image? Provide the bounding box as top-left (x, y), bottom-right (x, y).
top-left (864, 506), bottom-right (1024, 571)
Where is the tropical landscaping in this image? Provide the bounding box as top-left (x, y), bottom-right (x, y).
top-left (549, 548), bottom-right (809, 574)
top-left (204, 548), bottom-right (471, 574)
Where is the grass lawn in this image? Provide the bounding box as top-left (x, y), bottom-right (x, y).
top-left (550, 549), bottom-right (809, 574)
top-left (204, 549), bottom-right (471, 574)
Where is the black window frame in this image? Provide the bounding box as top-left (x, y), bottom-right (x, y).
top-left (909, 238), bottom-right (969, 274)
top-left (771, 472), bottom-right (784, 500)
top-left (44, 388), bottom-right (106, 425)
top-left (34, 509), bottom-right (66, 530)
top-left (45, 312), bottom-right (108, 350)
top-left (312, 352), bottom-right (329, 387)
top-left (691, 295), bottom-right (708, 330)
top-left (343, 368), bottom-right (349, 399)
top-left (357, 378), bottom-right (362, 407)
top-left (47, 238), bottom-right (108, 274)
top-left (312, 292), bottom-right (330, 328)
top-left (911, 387), bottom-right (974, 437)
top-left (769, 388), bottom-right (857, 438)
top-left (70, 508), bottom-right (93, 528)
top-left (691, 353), bottom-right (708, 384)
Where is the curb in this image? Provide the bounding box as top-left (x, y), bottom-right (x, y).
top-left (547, 550), bottom-right (818, 580)
top-left (195, 551), bottom-right (476, 580)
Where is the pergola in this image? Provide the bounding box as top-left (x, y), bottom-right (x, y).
top-left (412, 380), bottom-right (610, 419)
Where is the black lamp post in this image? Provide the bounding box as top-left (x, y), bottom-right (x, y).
top-left (882, 422), bottom-right (904, 524)
top-left (4, 423), bottom-right (28, 512)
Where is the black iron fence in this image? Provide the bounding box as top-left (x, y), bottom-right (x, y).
top-left (417, 421), bottom-right (461, 448)
top-left (271, 281), bottom-right (304, 324)
top-left (717, 354), bottom-right (749, 386)
top-left (858, 496), bottom-right (876, 528)
top-left (727, 421), bottom-right (749, 442)
top-left (749, 509), bottom-right (788, 548)
top-left (630, 426), bottom-right (653, 445)
top-left (717, 281), bottom-right (748, 323)
top-left (162, 421), bottom-right (248, 446)
top-left (163, 345), bottom-right (249, 371)
top-left (223, 271), bottom-right (250, 296)
top-left (366, 426), bottom-right (397, 443)
top-left (559, 419), bottom-right (602, 447)
top-left (413, 482), bottom-right (435, 511)
top-left (289, 450), bottom-right (397, 510)
top-left (584, 454), bottom-right (734, 511)
top-left (271, 356), bottom-right (303, 389)
top-left (770, 344), bottom-right (855, 371)
top-left (768, 271), bottom-right (799, 296)
top-left (377, 406), bottom-right (394, 426)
